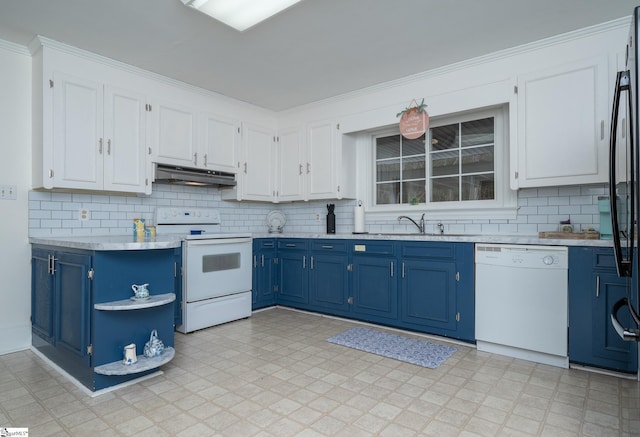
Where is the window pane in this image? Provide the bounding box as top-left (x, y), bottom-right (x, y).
top-left (377, 158), bottom-right (400, 182)
top-left (377, 136), bottom-right (400, 159)
top-left (462, 174), bottom-right (494, 200)
top-left (402, 135), bottom-right (426, 156)
top-left (402, 180), bottom-right (425, 204)
top-left (377, 182), bottom-right (400, 204)
top-left (431, 177), bottom-right (459, 202)
top-left (431, 124), bottom-right (458, 151)
top-left (461, 117), bottom-right (494, 147)
top-left (431, 150), bottom-right (459, 176)
top-left (402, 155), bottom-right (426, 179)
top-left (461, 146), bottom-right (494, 174)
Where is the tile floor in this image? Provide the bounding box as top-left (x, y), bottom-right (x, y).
top-left (1, 308), bottom-right (639, 436)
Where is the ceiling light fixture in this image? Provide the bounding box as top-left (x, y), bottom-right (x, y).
top-left (181, 0), bottom-right (303, 32)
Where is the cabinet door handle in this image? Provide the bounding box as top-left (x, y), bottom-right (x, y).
top-left (322, 245), bottom-right (333, 249)
top-left (402, 262), bottom-right (405, 278)
top-left (303, 255), bottom-right (306, 269)
top-left (600, 120), bottom-right (605, 140)
top-left (107, 139), bottom-right (111, 155)
top-left (595, 275), bottom-right (600, 297)
top-left (261, 254), bottom-right (265, 267)
top-left (299, 164), bottom-right (303, 175)
top-left (311, 256), bottom-right (314, 269)
top-left (98, 138), bottom-right (103, 154)
top-left (244, 162), bottom-right (248, 173)
top-left (253, 255), bottom-right (257, 268)
top-left (390, 262), bottom-right (394, 278)
top-left (204, 154), bottom-right (208, 166)
top-left (194, 152), bottom-right (198, 166)
top-left (306, 162), bottom-right (311, 174)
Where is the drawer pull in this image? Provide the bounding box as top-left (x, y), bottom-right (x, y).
top-left (321, 245), bottom-right (334, 249)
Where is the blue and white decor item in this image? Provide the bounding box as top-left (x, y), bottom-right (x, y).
top-left (143, 329), bottom-right (165, 358)
top-left (327, 327), bottom-right (457, 369)
top-left (123, 343), bottom-right (137, 365)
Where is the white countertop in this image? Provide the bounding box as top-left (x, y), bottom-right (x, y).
top-left (29, 231), bottom-right (614, 250)
top-left (29, 235), bottom-right (183, 251)
top-left (252, 232), bottom-right (614, 247)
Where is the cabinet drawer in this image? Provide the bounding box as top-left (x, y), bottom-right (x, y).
top-left (311, 240), bottom-right (347, 253)
top-left (592, 248), bottom-right (617, 269)
top-left (278, 239), bottom-right (309, 250)
top-left (352, 240), bottom-right (395, 255)
top-left (255, 238), bottom-right (276, 249)
top-left (400, 242), bottom-right (455, 259)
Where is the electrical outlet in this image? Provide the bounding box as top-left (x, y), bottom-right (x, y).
top-left (79, 209), bottom-right (90, 221)
top-left (0, 185), bottom-right (17, 200)
top-left (316, 213), bottom-right (321, 221)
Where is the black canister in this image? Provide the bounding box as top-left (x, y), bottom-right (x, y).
top-left (326, 204), bottom-right (336, 234)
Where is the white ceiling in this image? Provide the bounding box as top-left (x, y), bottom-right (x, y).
top-left (0, 0), bottom-right (637, 111)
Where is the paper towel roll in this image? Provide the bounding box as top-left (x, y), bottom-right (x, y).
top-left (354, 200), bottom-right (365, 233)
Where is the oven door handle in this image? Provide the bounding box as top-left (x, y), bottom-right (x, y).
top-left (186, 238), bottom-right (252, 246)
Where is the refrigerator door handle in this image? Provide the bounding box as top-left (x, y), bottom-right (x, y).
top-left (611, 297), bottom-right (640, 341)
top-left (609, 69), bottom-right (635, 278)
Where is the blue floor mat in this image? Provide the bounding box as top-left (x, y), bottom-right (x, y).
top-left (327, 327), bottom-right (457, 369)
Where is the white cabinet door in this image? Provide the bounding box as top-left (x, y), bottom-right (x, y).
top-left (514, 55), bottom-right (610, 188)
top-left (307, 120), bottom-right (338, 200)
top-left (151, 99), bottom-right (198, 168)
top-left (276, 127), bottom-right (304, 202)
top-left (241, 122), bottom-right (275, 201)
top-left (52, 72), bottom-right (103, 190)
top-left (103, 86), bottom-right (149, 193)
top-left (201, 113), bottom-right (239, 172)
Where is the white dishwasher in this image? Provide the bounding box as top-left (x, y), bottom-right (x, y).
top-left (475, 244), bottom-right (569, 368)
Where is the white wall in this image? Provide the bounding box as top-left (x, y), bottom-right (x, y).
top-left (0, 42), bottom-right (32, 354)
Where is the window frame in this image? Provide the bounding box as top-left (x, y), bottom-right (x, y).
top-left (364, 105), bottom-right (516, 220)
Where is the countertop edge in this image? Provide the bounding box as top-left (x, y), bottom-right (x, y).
top-left (29, 236), bottom-right (183, 251)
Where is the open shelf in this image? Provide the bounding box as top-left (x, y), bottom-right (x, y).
top-left (94, 347), bottom-right (175, 375)
top-left (94, 293), bottom-right (175, 311)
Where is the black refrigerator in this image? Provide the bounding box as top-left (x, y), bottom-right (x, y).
top-left (609, 7), bottom-right (640, 346)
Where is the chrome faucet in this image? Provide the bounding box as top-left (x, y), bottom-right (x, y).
top-left (437, 222), bottom-right (445, 235)
top-left (397, 213), bottom-right (425, 234)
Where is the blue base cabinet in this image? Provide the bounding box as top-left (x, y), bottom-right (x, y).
top-left (252, 239), bottom-right (277, 310)
top-left (351, 240), bottom-right (398, 324)
top-left (252, 238), bottom-right (475, 343)
top-left (309, 240), bottom-right (350, 315)
top-left (31, 245), bottom-right (179, 392)
top-left (568, 247), bottom-right (638, 373)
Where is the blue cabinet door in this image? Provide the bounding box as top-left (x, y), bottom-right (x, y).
top-left (309, 252), bottom-right (350, 313)
top-left (31, 247), bottom-right (55, 343)
top-left (400, 259), bottom-right (457, 332)
top-left (352, 255), bottom-right (398, 322)
top-left (54, 251), bottom-right (93, 366)
top-left (278, 251), bottom-right (309, 305)
top-left (253, 239), bottom-right (277, 309)
top-left (568, 247), bottom-right (638, 373)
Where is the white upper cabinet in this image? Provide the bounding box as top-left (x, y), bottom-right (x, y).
top-left (512, 55), bottom-right (610, 188)
top-left (200, 113), bottom-right (240, 172)
top-left (47, 71), bottom-right (149, 193)
top-left (149, 97), bottom-right (198, 168)
top-left (275, 127), bottom-right (304, 202)
top-left (305, 119), bottom-right (355, 201)
top-left (222, 122), bottom-right (276, 201)
top-left (103, 86), bottom-right (148, 193)
top-left (51, 72), bottom-right (103, 190)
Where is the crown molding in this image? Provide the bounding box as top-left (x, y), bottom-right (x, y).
top-left (28, 35), bottom-right (271, 113)
top-left (0, 38), bottom-right (31, 56)
top-left (279, 16), bottom-right (630, 114)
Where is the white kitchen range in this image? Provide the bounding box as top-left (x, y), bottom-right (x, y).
top-left (155, 207), bottom-right (252, 333)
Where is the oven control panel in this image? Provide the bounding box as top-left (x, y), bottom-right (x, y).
top-left (156, 207), bottom-right (222, 225)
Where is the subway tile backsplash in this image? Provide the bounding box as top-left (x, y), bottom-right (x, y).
top-left (28, 183), bottom-right (607, 237)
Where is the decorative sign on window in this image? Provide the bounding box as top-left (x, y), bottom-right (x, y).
top-left (397, 98), bottom-right (429, 140)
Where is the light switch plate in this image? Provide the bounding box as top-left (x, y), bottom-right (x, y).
top-left (0, 185), bottom-right (17, 200)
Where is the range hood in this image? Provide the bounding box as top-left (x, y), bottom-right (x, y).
top-left (154, 164), bottom-right (236, 187)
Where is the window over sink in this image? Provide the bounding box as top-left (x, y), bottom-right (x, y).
top-left (368, 105), bottom-right (516, 219)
